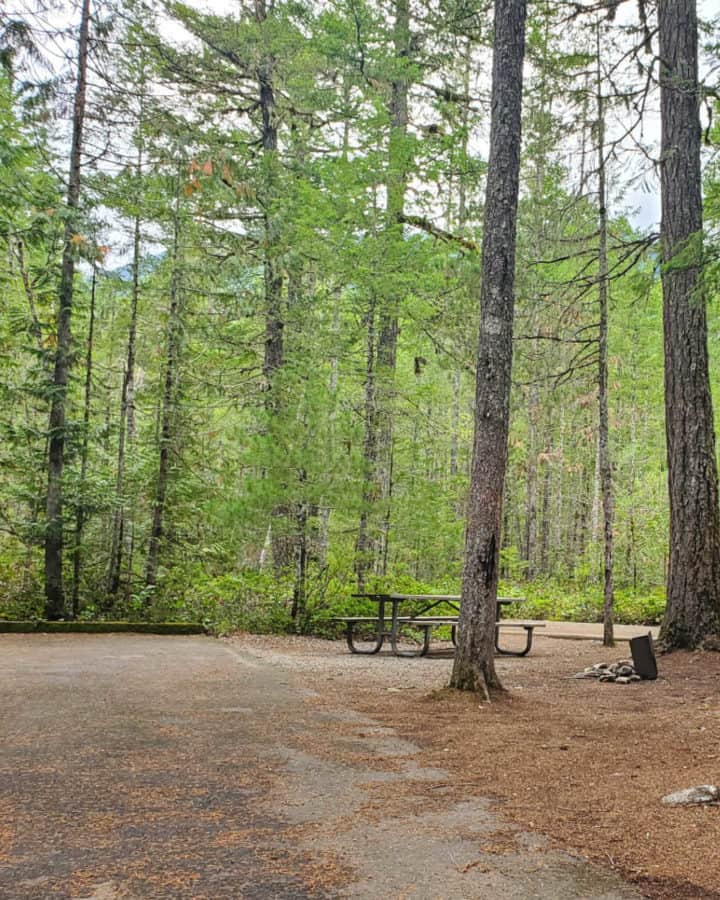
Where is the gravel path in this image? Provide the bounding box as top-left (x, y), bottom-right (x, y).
top-left (0, 634), bottom-right (645, 899)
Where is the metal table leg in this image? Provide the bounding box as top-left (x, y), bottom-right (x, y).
top-left (345, 621), bottom-right (385, 654)
top-left (390, 623), bottom-right (431, 657)
top-left (494, 625), bottom-right (534, 657)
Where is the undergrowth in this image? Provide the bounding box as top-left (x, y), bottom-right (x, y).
top-left (0, 566), bottom-right (666, 634)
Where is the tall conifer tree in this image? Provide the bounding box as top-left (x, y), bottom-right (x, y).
top-left (451, 0), bottom-right (527, 696)
top-left (658, 0), bottom-right (720, 648)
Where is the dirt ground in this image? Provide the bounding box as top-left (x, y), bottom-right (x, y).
top-left (233, 632), bottom-right (720, 899)
top-left (1, 632), bottom-right (718, 899)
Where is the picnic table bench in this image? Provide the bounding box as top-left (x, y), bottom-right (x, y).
top-left (334, 593), bottom-right (545, 658)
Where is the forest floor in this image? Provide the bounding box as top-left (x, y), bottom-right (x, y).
top-left (234, 631), bottom-right (720, 900)
top-left (0, 632), bottom-right (717, 899)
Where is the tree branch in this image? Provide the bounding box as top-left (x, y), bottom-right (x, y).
top-left (398, 213), bottom-right (479, 251)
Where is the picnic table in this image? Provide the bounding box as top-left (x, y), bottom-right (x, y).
top-left (334, 593), bottom-right (544, 658)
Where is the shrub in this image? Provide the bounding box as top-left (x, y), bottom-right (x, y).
top-left (174, 571), bottom-right (294, 635)
top-left (501, 579), bottom-right (665, 625)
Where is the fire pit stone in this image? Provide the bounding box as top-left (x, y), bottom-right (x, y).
top-left (576, 658), bottom-right (647, 683)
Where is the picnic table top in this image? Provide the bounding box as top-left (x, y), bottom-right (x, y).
top-left (351, 593), bottom-right (522, 604)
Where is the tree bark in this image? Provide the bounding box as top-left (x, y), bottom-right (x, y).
top-left (255, 12), bottom-right (291, 573)
top-left (71, 260), bottom-right (97, 618)
top-left (627, 370), bottom-right (639, 590)
top-left (450, 369), bottom-right (461, 477)
top-left (317, 291), bottom-right (341, 565)
top-left (355, 301), bottom-right (377, 592)
top-left (539, 430), bottom-right (552, 574)
top-left (290, 470), bottom-right (308, 629)
top-left (555, 406), bottom-right (565, 568)
top-left (658, 0), bottom-right (720, 648)
top-left (450, 0), bottom-right (527, 696)
top-left (375, 312), bottom-right (397, 575)
top-left (376, 0), bottom-right (409, 571)
top-left (596, 22), bottom-right (615, 647)
top-left (108, 164), bottom-right (142, 598)
top-left (145, 195), bottom-right (183, 589)
top-left (448, 47), bottom-right (470, 483)
top-left (356, 0), bottom-right (410, 581)
top-left (524, 384), bottom-right (539, 578)
top-left (522, 12), bottom-right (551, 583)
top-left (44, 0), bottom-right (91, 619)
top-left (591, 434), bottom-right (600, 541)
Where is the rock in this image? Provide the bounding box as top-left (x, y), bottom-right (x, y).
top-left (580, 660), bottom-right (646, 684)
top-left (662, 785), bottom-right (720, 807)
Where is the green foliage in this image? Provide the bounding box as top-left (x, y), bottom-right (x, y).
top-left (165, 570), bottom-right (294, 635)
top-left (506, 580), bottom-right (666, 625)
top-left (0, 545), bottom-right (43, 619)
top-left (3, 0), bottom-right (717, 638)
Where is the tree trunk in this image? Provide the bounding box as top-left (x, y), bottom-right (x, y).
top-left (501, 495), bottom-right (512, 578)
top-left (287, 266), bottom-right (311, 618)
top-left (539, 431), bottom-right (552, 574)
top-left (555, 406), bottom-right (565, 561)
top-left (355, 301), bottom-right (377, 592)
top-left (577, 472), bottom-right (590, 568)
top-left (375, 0), bottom-right (410, 573)
top-left (258, 523), bottom-right (272, 571)
top-left (108, 178), bottom-right (142, 597)
top-left (108, 96), bottom-right (145, 598)
top-left (524, 384), bottom-right (538, 578)
top-left (523, 14), bottom-right (550, 584)
top-left (356, 0), bottom-right (410, 582)
top-left (627, 372), bottom-right (639, 590)
top-left (450, 0), bottom-right (527, 696)
top-left (448, 47), bottom-right (470, 484)
top-left (591, 433), bottom-right (601, 541)
top-left (44, 0), bottom-right (91, 619)
top-left (375, 314), bottom-right (398, 575)
top-left (568, 498), bottom-right (580, 578)
top-left (290, 472), bottom-right (308, 630)
top-left (71, 261), bottom-right (97, 618)
top-left (450, 369), bottom-right (461, 477)
top-left (317, 291), bottom-right (341, 565)
top-left (145, 196), bottom-right (183, 589)
top-left (596, 23), bottom-right (615, 647)
top-left (658, 0), bottom-right (720, 648)
top-left (255, 17), bottom-right (291, 574)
